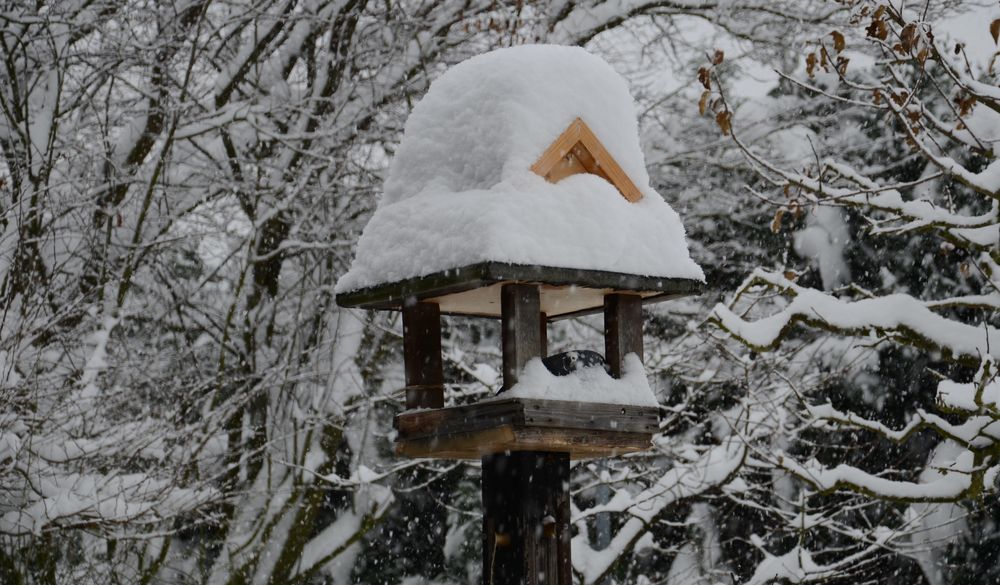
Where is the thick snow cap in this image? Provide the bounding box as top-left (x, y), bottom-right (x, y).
top-left (336, 44), bottom-right (704, 293)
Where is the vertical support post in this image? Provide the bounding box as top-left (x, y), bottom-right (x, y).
top-left (486, 285), bottom-right (569, 584)
top-left (539, 311), bottom-right (548, 358)
top-left (501, 284), bottom-right (541, 389)
top-left (482, 451), bottom-right (571, 585)
top-left (604, 293), bottom-right (643, 379)
top-left (402, 300), bottom-right (443, 409)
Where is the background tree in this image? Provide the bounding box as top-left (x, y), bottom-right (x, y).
top-left (696, 1), bottom-right (1000, 583)
top-left (8, 0), bottom-right (993, 584)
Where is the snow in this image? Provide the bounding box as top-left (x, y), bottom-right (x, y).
top-left (571, 437), bottom-right (745, 584)
top-left (777, 451), bottom-right (975, 502)
top-left (380, 45), bottom-right (648, 207)
top-left (793, 207), bottom-right (850, 291)
top-left (714, 269), bottom-right (1000, 363)
top-left (336, 45), bottom-right (703, 293)
top-left (745, 546), bottom-right (820, 584)
top-left (491, 353), bottom-right (657, 407)
top-left (938, 378), bottom-right (1000, 412)
top-left (906, 441), bottom-right (970, 585)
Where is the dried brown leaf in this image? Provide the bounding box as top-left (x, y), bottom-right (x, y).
top-left (716, 110), bottom-right (732, 136)
top-left (698, 90), bottom-right (710, 115)
top-left (917, 47), bottom-right (929, 66)
top-left (958, 95), bottom-right (976, 117)
top-left (831, 30), bottom-right (846, 52)
top-left (866, 19), bottom-right (879, 38)
top-left (698, 66), bottom-right (711, 90)
top-left (837, 56), bottom-right (850, 76)
top-left (806, 52), bottom-right (817, 78)
top-left (900, 23), bottom-right (917, 52)
top-left (712, 49), bottom-right (725, 65)
top-left (876, 19), bottom-right (889, 40)
top-left (771, 209), bottom-right (785, 233)
top-left (991, 18), bottom-right (1000, 44)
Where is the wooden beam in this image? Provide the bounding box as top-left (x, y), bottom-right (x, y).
top-left (402, 300), bottom-right (444, 409)
top-left (395, 426), bottom-right (653, 460)
top-left (501, 284), bottom-right (541, 390)
top-left (529, 117), bottom-right (643, 203)
top-left (604, 293), bottom-right (643, 379)
top-left (395, 398), bottom-right (659, 437)
top-left (393, 398), bottom-right (658, 459)
top-left (482, 451), bottom-right (571, 585)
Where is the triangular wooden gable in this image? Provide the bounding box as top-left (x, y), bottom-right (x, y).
top-left (530, 117), bottom-right (643, 203)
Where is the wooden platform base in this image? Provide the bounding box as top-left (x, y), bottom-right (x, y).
top-left (394, 397), bottom-right (658, 460)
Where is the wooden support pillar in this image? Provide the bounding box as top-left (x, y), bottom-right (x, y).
top-left (487, 286), bottom-right (569, 584)
top-left (501, 283), bottom-right (542, 389)
top-left (604, 293), bottom-right (643, 379)
top-left (402, 300), bottom-right (444, 409)
top-left (540, 311), bottom-right (548, 358)
top-left (482, 451), bottom-right (571, 585)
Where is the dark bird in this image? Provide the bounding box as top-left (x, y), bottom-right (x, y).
top-left (541, 350), bottom-right (607, 376)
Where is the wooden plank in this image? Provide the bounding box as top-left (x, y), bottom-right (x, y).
top-left (402, 301), bottom-right (444, 409)
top-left (519, 398), bottom-right (658, 434)
top-left (605, 293), bottom-right (643, 379)
top-left (395, 426), bottom-right (516, 459)
top-left (502, 284), bottom-right (542, 390)
top-left (574, 118), bottom-right (643, 203)
top-left (394, 398), bottom-right (658, 439)
top-left (510, 427), bottom-right (652, 457)
top-left (395, 425), bottom-right (653, 460)
top-left (529, 117), bottom-right (643, 203)
top-left (335, 261), bottom-right (704, 315)
top-left (395, 400), bottom-right (525, 437)
top-left (542, 147), bottom-right (590, 183)
top-left (430, 282), bottom-right (664, 320)
top-left (529, 119), bottom-right (583, 179)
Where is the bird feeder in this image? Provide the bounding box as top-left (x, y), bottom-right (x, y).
top-left (335, 45), bottom-right (704, 585)
top-left (336, 112), bottom-right (702, 456)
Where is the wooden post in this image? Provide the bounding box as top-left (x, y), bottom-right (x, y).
top-left (539, 311), bottom-right (548, 358)
top-left (485, 285), bottom-right (569, 584)
top-left (482, 451), bottom-right (571, 585)
top-left (604, 293), bottom-right (643, 379)
top-left (501, 284), bottom-right (542, 389)
top-left (402, 300), bottom-right (444, 409)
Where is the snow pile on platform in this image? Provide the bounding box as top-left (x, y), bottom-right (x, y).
top-left (336, 45), bottom-right (703, 293)
top-left (496, 353), bottom-right (658, 407)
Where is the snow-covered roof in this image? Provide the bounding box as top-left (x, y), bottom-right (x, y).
top-left (336, 44), bottom-right (704, 294)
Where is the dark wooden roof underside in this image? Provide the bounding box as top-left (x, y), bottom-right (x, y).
top-left (336, 261), bottom-right (704, 320)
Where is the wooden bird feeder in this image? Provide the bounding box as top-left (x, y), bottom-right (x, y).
top-left (336, 117), bottom-right (703, 461)
top-left (336, 45), bottom-right (705, 585)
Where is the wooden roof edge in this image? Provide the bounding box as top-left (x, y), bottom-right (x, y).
top-left (530, 117), bottom-right (644, 203)
top-left (334, 261), bottom-right (705, 311)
